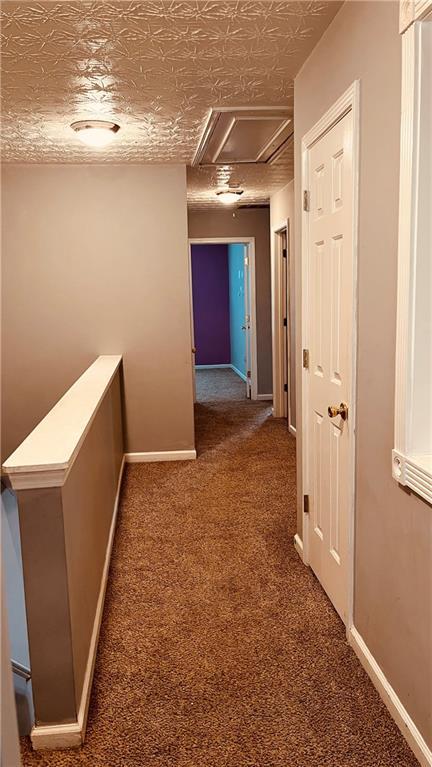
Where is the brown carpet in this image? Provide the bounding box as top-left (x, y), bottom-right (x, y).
top-left (22, 370), bottom-right (418, 766)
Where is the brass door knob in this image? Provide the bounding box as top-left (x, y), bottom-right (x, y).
top-left (192, 347), bottom-right (197, 354)
top-left (328, 402), bottom-right (348, 420)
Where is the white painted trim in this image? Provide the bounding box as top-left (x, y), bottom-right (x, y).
top-left (3, 356), bottom-right (122, 489)
top-left (349, 627), bottom-right (432, 767)
top-left (255, 394), bottom-right (273, 401)
top-left (30, 722), bottom-right (82, 751)
top-left (195, 364), bottom-right (231, 369)
top-left (271, 220), bottom-right (289, 419)
top-left (31, 456), bottom-right (126, 750)
top-left (188, 238), bottom-right (258, 400)
top-left (230, 364), bottom-right (248, 383)
top-left (293, 534), bottom-right (305, 562)
top-left (400, 0), bottom-right (432, 32)
top-left (125, 450), bottom-right (196, 463)
top-left (392, 450), bottom-right (432, 504)
top-left (270, 214), bottom-right (296, 431)
top-left (301, 82), bottom-right (360, 633)
top-left (393, 22), bottom-right (432, 502)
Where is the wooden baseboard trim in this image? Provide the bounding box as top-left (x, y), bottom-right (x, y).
top-left (349, 627), bottom-right (432, 767)
top-left (31, 456), bottom-right (126, 751)
top-left (293, 534), bottom-right (305, 563)
top-left (255, 394), bottom-right (273, 401)
top-left (125, 450), bottom-right (197, 463)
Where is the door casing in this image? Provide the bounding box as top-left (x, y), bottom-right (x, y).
top-left (271, 224), bottom-right (296, 435)
top-left (188, 237), bottom-right (258, 400)
top-left (301, 81), bottom-right (360, 632)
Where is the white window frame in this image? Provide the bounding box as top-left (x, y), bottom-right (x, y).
top-left (392, 13), bottom-right (432, 504)
top-left (399, 0), bottom-right (432, 32)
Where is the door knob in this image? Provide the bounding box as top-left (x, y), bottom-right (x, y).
top-left (328, 402), bottom-right (348, 420)
top-left (192, 347), bottom-right (196, 354)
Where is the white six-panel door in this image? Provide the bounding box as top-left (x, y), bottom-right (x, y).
top-left (305, 109), bottom-right (355, 623)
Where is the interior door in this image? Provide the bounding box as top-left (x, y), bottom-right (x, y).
top-left (243, 245), bottom-right (252, 399)
top-left (306, 109), bottom-right (354, 623)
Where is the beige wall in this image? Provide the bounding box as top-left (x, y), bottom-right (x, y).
top-left (62, 373), bottom-right (123, 711)
top-left (18, 371), bottom-right (123, 725)
top-left (188, 207), bottom-right (272, 395)
top-left (295, 0), bottom-right (432, 747)
top-left (1, 164), bottom-right (194, 460)
top-left (270, 181), bottom-right (296, 424)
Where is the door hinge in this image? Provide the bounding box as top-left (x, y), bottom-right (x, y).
top-left (302, 348), bottom-right (309, 369)
top-left (303, 190), bottom-right (310, 212)
top-left (283, 317), bottom-right (287, 327)
top-left (282, 247), bottom-right (287, 259)
top-left (303, 494), bottom-right (310, 514)
top-left (244, 255), bottom-right (249, 267)
top-left (247, 370), bottom-right (251, 379)
top-left (284, 383), bottom-right (288, 393)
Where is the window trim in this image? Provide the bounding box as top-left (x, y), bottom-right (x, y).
top-left (392, 19), bottom-right (432, 504)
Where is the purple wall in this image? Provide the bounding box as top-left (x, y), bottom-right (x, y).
top-left (191, 244), bottom-right (231, 365)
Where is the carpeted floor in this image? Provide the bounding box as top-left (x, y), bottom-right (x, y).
top-left (21, 370), bottom-right (418, 766)
top-left (195, 367), bottom-right (248, 402)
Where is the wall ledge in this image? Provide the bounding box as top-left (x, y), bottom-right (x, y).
top-left (2, 355), bottom-right (122, 490)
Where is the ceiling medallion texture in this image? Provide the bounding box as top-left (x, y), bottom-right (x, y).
top-left (1, 1), bottom-right (342, 207)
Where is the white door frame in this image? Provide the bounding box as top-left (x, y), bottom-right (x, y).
top-left (301, 81), bottom-right (360, 632)
top-left (188, 237), bottom-right (258, 400)
top-left (271, 221), bottom-right (296, 435)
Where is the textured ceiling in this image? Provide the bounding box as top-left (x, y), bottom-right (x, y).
top-left (1, 0), bottom-right (342, 207)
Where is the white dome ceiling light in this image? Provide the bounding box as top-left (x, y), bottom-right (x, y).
top-left (71, 120), bottom-right (120, 148)
top-left (216, 189), bottom-right (244, 205)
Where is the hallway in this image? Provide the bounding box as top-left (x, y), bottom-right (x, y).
top-left (21, 372), bottom-right (417, 766)
top-left (195, 367), bottom-right (248, 403)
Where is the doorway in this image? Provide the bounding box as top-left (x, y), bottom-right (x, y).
top-left (188, 238), bottom-right (257, 402)
top-left (301, 83), bottom-right (359, 626)
top-left (273, 225), bottom-right (296, 434)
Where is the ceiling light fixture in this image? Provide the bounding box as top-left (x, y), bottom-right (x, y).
top-left (216, 189), bottom-right (244, 205)
top-left (71, 120), bottom-right (120, 148)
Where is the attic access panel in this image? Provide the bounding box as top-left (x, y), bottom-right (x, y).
top-left (192, 107), bottom-right (293, 166)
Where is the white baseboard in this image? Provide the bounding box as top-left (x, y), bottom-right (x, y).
top-left (31, 456), bottom-right (126, 751)
top-left (289, 425), bottom-right (297, 437)
top-left (125, 449), bottom-right (196, 463)
top-left (293, 533), bottom-right (305, 562)
top-left (349, 627), bottom-right (432, 767)
top-left (256, 394), bottom-right (273, 401)
top-left (195, 364), bottom-right (231, 369)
